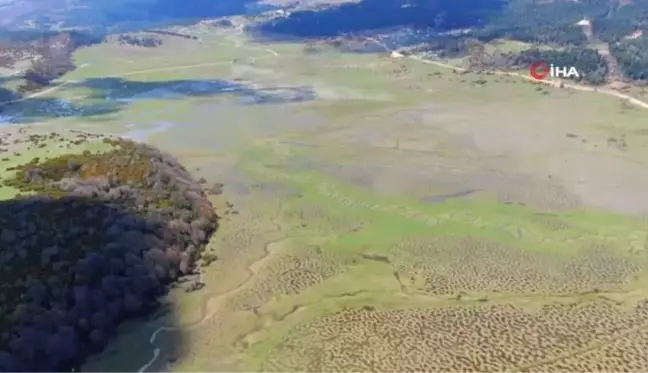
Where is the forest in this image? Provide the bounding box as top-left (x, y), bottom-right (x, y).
top-left (473, 0), bottom-right (610, 45)
top-left (0, 30), bottom-right (103, 99)
top-left (437, 0), bottom-right (648, 82)
top-left (2, 0), bottom-right (648, 96)
top-left (257, 0), bottom-right (508, 37)
top-left (512, 48), bottom-right (609, 85)
top-left (116, 35), bottom-right (163, 48)
top-left (0, 139), bottom-right (219, 371)
top-left (260, 0), bottom-right (648, 83)
top-left (484, 0), bottom-right (648, 82)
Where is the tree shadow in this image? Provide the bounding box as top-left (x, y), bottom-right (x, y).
top-left (0, 140), bottom-right (219, 372)
top-left (149, 0), bottom-right (274, 25)
top-left (251, 0), bottom-right (507, 41)
top-left (0, 77), bottom-right (317, 124)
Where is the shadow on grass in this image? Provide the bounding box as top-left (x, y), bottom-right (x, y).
top-left (150, 0), bottom-right (275, 25)
top-left (0, 77), bottom-right (317, 124)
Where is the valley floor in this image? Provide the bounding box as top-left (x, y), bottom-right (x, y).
top-left (3, 23), bottom-right (648, 371)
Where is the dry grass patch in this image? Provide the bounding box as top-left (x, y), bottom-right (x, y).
top-left (262, 300), bottom-right (648, 372)
top-left (228, 245), bottom-right (353, 311)
top-left (391, 237), bottom-right (645, 295)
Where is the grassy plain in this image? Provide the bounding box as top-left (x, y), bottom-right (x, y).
top-left (3, 23), bottom-right (648, 371)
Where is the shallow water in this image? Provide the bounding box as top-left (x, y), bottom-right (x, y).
top-left (0, 114), bottom-right (15, 126)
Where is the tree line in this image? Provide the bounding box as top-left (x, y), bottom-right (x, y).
top-left (592, 0), bottom-right (648, 82)
top-left (117, 35), bottom-right (163, 48)
top-left (476, 0), bottom-right (648, 82)
top-left (512, 48), bottom-right (609, 85)
top-left (261, 0), bottom-right (648, 82)
top-left (0, 30), bottom-right (102, 104)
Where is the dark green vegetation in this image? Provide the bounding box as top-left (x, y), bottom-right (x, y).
top-left (454, 0), bottom-right (648, 83)
top-left (610, 38), bottom-right (648, 80)
top-left (1, 0), bottom-right (647, 99)
top-left (0, 30), bottom-right (102, 102)
top-left (0, 139), bottom-right (218, 371)
top-left (512, 48), bottom-right (609, 85)
top-left (258, 0), bottom-right (648, 83)
top-left (474, 0), bottom-right (610, 46)
top-left (421, 38), bottom-right (609, 84)
top-left (256, 0), bottom-right (507, 37)
top-left (116, 34), bottom-right (163, 48)
top-left (480, 0), bottom-right (648, 82)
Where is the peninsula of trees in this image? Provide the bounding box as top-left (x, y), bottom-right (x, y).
top-left (0, 138), bottom-right (219, 371)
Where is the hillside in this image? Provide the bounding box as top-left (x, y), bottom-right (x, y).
top-left (257, 0), bottom-right (648, 84)
top-left (2, 1), bottom-right (648, 371)
top-left (0, 135), bottom-right (219, 371)
top-left (2, 0), bottom-right (648, 97)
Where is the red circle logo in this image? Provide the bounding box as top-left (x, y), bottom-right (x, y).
top-left (529, 60), bottom-right (550, 80)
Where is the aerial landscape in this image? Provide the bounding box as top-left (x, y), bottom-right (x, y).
top-left (1, 0), bottom-right (648, 371)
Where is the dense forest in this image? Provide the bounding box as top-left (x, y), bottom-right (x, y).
top-left (592, 1), bottom-right (648, 81)
top-left (420, 38), bottom-right (609, 85)
top-left (611, 38), bottom-right (648, 80)
top-left (256, 0), bottom-right (508, 37)
top-left (512, 48), bottom-right (609, 85)
top-left (0, 30), bottom-right (102, 98)
top-left (2, 0), bottom-right (648, 84)
top-left (433, 0), bottom-right (648, 83)
top-left (0, 139), bottom-right (219, 371)
top-left (473, 0), bottom-right (648, 82)
top-left (117, 35), bottom-right (163, 48)
top-left (18, 34), bottom-right (78, 94)
top-left (474, 0), bottom-right (610, 46)
top-left (259, 0), bottom-right (648, 83)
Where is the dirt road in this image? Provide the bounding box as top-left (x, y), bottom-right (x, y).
top-left (366, 37), bottom-right (648, 110)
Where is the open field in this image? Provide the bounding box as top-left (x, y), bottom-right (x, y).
top-left (3, 23), bottom-right (648, 371)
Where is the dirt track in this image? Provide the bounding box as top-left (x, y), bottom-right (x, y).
top-left (365, 37), bottom-right (648, 110)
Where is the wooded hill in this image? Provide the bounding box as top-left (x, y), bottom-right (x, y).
top-left (260, 0), bottom-right (648, 84)
top-left (0, 138), bottom-right (219, 371)
top-left (476, 0), bottom-right (648, 83)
